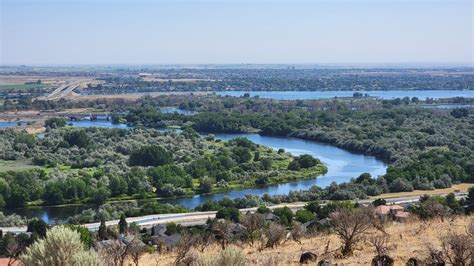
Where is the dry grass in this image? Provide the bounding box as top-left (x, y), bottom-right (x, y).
top-left (0, 75), bottom-right (92, 86)
top-left (369, 183), bottom-right (472, 199)
top-left (136, 216), bottom-right (473, 265)
top-left (73, 91), bottom-right (211, 101)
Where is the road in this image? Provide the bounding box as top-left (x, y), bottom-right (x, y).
top-left (1, 191), bottom-right (467, 233)
top-left (39, 82), bottom-right (87, 100)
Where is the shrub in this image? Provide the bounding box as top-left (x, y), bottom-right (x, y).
top-left (287, 160), bottom-right (301, 171)
top-left (257, 205), bottom-right (271, 214)
top-left (26, 219), bottom-right (48, 239)
top-left (273, 206), bottom-right (294, 226)
top-left (441, 232), bottom-right (473, 265)
top-left (297, 154), bottom-right (319, 168)
top-left (63, 130), bottom-right (90, 148)
top-left (295, 209), bottom-right (315, 223)
top-left (21, 226), bottom-right (99, 265)
top-left (64, 225), bottom-right (94, 249)
top-left (199, 177), bottom-right (214, 194)
top-left (216, 207), bottom-right (240, 223)
top-left (263, 223), bottom-right (287, 249)
top-left (198, 247), bottom-right (246, 266)
top-left (44, 117), bottom-right (66, 128)
top-left (330, 207), bottom-right (375, 256)
top-left (372, 198), bottom-right (386, 207)
top-left (389, 178), bottom-right (413, 192)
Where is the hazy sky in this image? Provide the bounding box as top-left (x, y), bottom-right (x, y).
top-left (1, 0), bottom-right (472, 65)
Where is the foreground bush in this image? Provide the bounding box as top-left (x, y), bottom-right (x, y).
top-left (21, 226), bottom-right (99, 265)
top-left (198, 246), bottom-right (246, 266)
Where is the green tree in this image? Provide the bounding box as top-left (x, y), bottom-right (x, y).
top-left (297, 154), bottom-right (319, 168)
top-left (64, 130), bottom-right (90, 148)
top-left (27, 219), bottom-right (48, 239)
top-left (44, 117), bottom-right (66, 128)
top-left (257, 205), bottom-right (271, 214)
top-left (199, 177), bottom-right (214, 194)
top-left (90, 187), bottom-right (109, 206)
top-left (304, 201), bottom-right (321, 214)
top-left (65, 225), bottom-right (94, 249)
top-left (43, 182), bottom-right (65, 205)
top-left (273, 207), bottom-right (294, 226)
top-left (232, 147), bottom-right (252, 163)
top-left (109, 176), bottom-right (128, 196)
top-left (372, 198), bottom-right (386, 207)
top-left (253, 151), bottom-right (260, 161)
top-left (287, 160), bottom-right (301, 171)
top-left (98, 217), bottom-right (107, 240)
top-left (165, 222), bottom-right (182, 235)
top-left (14, 132), bottom-right (36, 149)
top-left (216, 207), bottom-right (240, 223)
top-left (260, 157), bottom-right (272, 170)
top-left (118, 214), bottom-right (128, 234)
top-left (6, 186), bottom-right (29, 208)
top-left (389, 178), bottom-right (413, 192)
top-left (295, 209), bottom-right (315, 223)
top-left (129, 145), bottom-right (172, 167)
top-left (21, 226), bottom-right (99, 265)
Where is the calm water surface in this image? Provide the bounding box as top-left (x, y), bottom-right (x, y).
top-left (0, 121), bottom-right (26, 127)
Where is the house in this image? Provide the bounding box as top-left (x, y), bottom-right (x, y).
top-left (263, 213), bottom-right (280, 222)
top-left (151, 233), bottom-right (181, 247)
top-left (147, 224), bottom-right (167, 236)
top-left (393, 211), bottom-right (410, 222)
top-left (231, 223), bottom-right (247, 234)
top-left (375, 204), bottom-right (409, 222)
top-left (302, 218), bottom-right (331, 232)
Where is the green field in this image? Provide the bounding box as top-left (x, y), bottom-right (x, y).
top-left (0, 159), bottom-right (40, 172)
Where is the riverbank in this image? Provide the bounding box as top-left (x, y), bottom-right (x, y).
top-left (2, 189), bottom-right (468, 233)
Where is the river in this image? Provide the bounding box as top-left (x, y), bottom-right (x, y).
top-left (163, 133), bottom-right (387, 209)
top-left (3, 120), bottom-right (386, 223)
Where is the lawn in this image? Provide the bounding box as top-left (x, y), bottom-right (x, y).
top-left (0, 159), bottom-right (40, 172)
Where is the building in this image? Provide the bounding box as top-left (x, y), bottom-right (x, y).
top-left (375, 204), bottom-right (410, 222)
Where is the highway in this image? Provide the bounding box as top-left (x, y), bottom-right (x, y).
top-left (0, 191), bottom-right (466, 234)
top-left (39, 82), bottom-right (86, 100)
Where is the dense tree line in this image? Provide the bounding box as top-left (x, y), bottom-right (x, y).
top-left (0, 127), bottom-right (325, 208)
top-left (116, 96), bottom-right (473, 200)
top-left (86, 68), bottom-right (473, 93)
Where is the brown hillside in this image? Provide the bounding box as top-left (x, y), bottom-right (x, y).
top-left (137, 216), bottom-right (473, 265)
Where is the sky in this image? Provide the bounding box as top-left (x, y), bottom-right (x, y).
top-left (0, 0), bottom-right (472, 65)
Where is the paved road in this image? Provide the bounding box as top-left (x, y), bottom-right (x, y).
top-left (1, 192), bottom-right (466, 233)
top-left (39, 82), bottom-right (86, 100)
